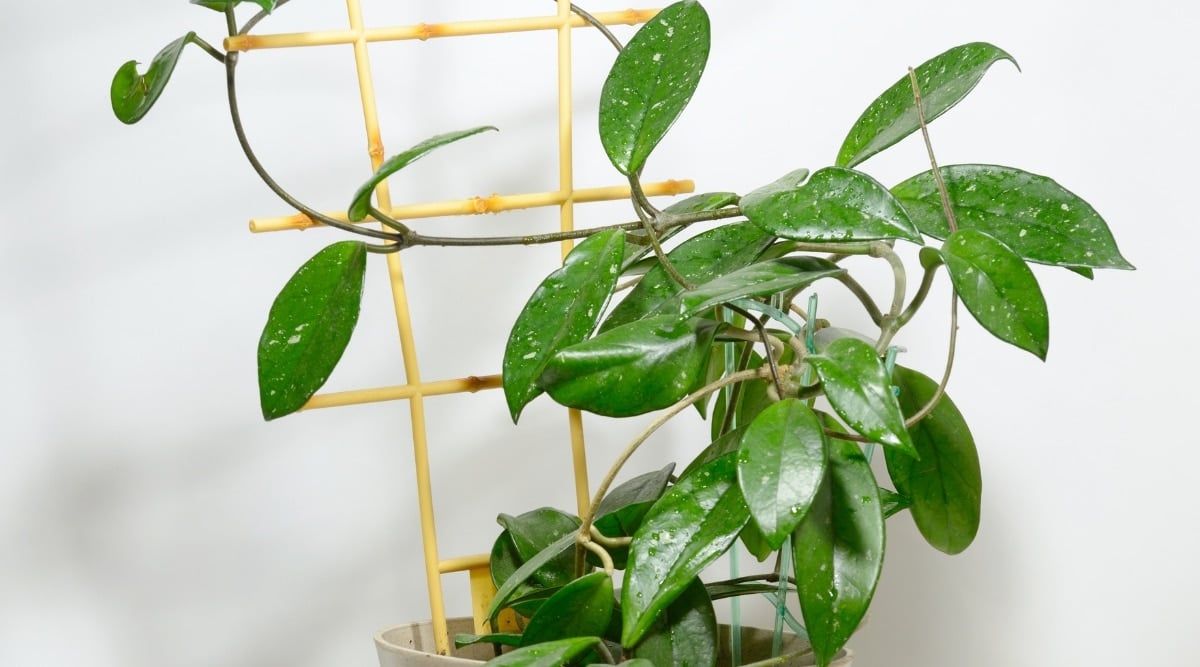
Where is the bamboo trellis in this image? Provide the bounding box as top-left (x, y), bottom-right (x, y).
top-left (227, 0), bottom-right (693, 656)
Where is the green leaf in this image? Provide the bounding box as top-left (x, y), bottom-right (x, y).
top-left (191, 0), bottom-right (277, 12)
top-left (111, 33), bottom-right (201, 124)
top-left (941, 228), bottom-right (1050, 359)
top-left (504, 230), bottom-right (625, 421)
top-left (742, 167), bottom-right (922, 243)
top-left (489, 532), bottom-right (545, 617)
top-left (659, 257), bottom-right (843, 319)
top-left (540, 316), bottom-right (721, 417)
top-left (738, 519), bottom-right (775, 563)
top-left (792, 439), bottom-right (884, 667)
top-left (632, 577), bottom-right (718, 667)
top-left (893, 164), bottom-right (1133, 270)
top-left (738, 399), bottom-right (829, 550)
top-left (592, 464), bottom-right (675, 569)
top-left (878, 487), bottom-right (912, 520)
top-left (520, 572), bottom-right (614, 647)
top-left (621, 453), bottom-right (749, 647)
top-left (599, 0), bottom-right (711, 175)
top-left (480, 637), bottom-right (601, 667)
top-left (257, 241), bottom-right (367, 420)
top-left (681, 427), bottom-right (745, 480)
top-left (885, 366), bottom-right (981, 554)
top-left (497, 508), bottom-right (581, 589)
top-left (603, 222), bottom-right (775, 333)
top-left (807, 338), bottom-right (916, 456)
top-left (836, 42), bottom-right (1018, 168)
top-left (455, 633), bottom-right (523, 649)
top-left (347, 126), bottom-right (497, 221)
top-left (621, 193), bottom-right (740, 276)
top-left (487, 532), bottom-right (578, 621)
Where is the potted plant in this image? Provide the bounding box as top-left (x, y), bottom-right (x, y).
top-left (113, 1), bottom-right (1131, 666)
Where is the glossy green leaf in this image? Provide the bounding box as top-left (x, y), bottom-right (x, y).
top-left (603, 223), bottom-right (774, 333)
top-left (191, 0), bottom-right (276, 12)
top-left (742, 167), bottom-right (922, 243)
top-left (738, 399), bottom-right (829, 550)
top-left (257, 241), bottom-right (367, 420)
top-left (621, 193), bottom-right (740, 275)
top-left (659, 257), bottom-right (843, 319)
top-left (878, 488), bottom-right (912, 520)
top-left (681, 427), bottom-right (745, 480)
top-left (455, 633), bottom-right (523, 649)
top-left (489, 531), bottom-right (548, 617)
top-left (621, 453), bottom-right (750, 647)
top-left (111, 33), bottom-right (201, 124)
top-left (347, 126), bottom-right (497, 221)
top-left (498, 508), bottom-right (581, 589)
top-left (481, 637), bottom-right (600, 667)
top-left (836, 42), bottom-right (1017, 168)
top-left (941, 228), bottom-right (1049, 359)
top-left (504, 230), bottom-right (625, 421)
top-left (739, 518), bottom-right (775, 563)
top-left (632, 577), bottom-right (718, 667)
top-left (792, 439), bottom-right (884, 667)
top-left (807, 338), bottom-right (916, 456)
top-left (592, 464), bottom-right (674, 569)
top-left (487, 532), bottom-right (578, 622)
top-left (599, 0), bottom-right (710, 174)
top-left (885, 366), bottom-right (981, 554)
top-left (595, 464), bottom-right (675, 538)
top-left (520, 572), bottom-right (614, 647)
top-left (893, 164), bottom-right (1133, 270)
top-left (540, 316), bottom-right (721, 417)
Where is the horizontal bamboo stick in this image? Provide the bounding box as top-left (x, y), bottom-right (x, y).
top-left (225, 9), bottom-right (660, 52)
top-left (439, 554), bottom-right (491, 574)
top-left (302, 374), bottom-right (502, 411)
top-left (249, 179), bottom-right (695, 233)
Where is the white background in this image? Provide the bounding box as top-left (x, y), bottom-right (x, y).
top-left (3, 1), bottom-right (1197, 665)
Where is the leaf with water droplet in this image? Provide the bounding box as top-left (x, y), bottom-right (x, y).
top-left (893, 164), bottom-right (1133, 271)
top-left (742, 167), bottom-right (922, 243)
top-left (836, 42), bottom-right (1018, 168)
top-left (257, 242), bottom-right (367, 420)
top-left (807, 338), bottom-right (916, 456)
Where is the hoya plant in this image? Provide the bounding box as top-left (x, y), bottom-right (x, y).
top-left (114, 1), bottom-right (1130, 666)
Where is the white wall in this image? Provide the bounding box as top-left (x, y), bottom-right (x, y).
top-left (3, 1), bottom-right (1196, 665)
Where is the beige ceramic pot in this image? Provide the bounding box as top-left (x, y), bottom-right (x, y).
top-left (376, 617), bottom-right (853, 666)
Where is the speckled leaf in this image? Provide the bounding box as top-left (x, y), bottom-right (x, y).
top-left (621, 453), bottom-right (749, 647)
top-left (658, 257), bottom-right (843, 319)
top-left (520, 572), bottom-right (614, 647)
top-left (599, 0), bottom-right (710, 174)
top-left (885, 366), bottom-right (981, 554)
top-left (621, 192), bottom-right (740, 274)
top-left (680, 427), bottom-right (745, 480)
top-left (481, 637), bottom-right (600, 667)
top-left (540, 316), bottom-right (721, 417)
top-left (504, 230), bottom-right (625, 421)
top-left (738, 399), bottom-right (828, 550)
top-left (807, 338), bottom-right (916, 456)
top-left (941, 229), bottom-right (1049, 359)
top-left (488, 532), bottom-right (548, 618)
top-left (498, 508), bottom-right (581, 590)
top-left (111, 33), bottom-right (201, 124)
top-left (191, 0), bottom-right (276, 12)
top-left (348, 126), bottom-right (497, 221)
top-left (257, 241), bottom-right (366, 420)
top-left (631, 577), bottom-right (718, 667)
top-left (792, 438), bottom-right (884, 667)
top-left (604, 222), bottom-right (775, 333)
top-left (742, 167), bottom-right (921, 243)
top-left (836, 42), bottom-right (1017, 168)
top-left (893, 164), bottom-right (1133, 270)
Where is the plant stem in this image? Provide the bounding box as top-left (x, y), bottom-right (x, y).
top-left (908, 68), bottom-right (959, 233)
top-left (192, 36), bottom-right (226, 63)
top-left (575, 368), bottom-right (772, 575)
top-left (565, 1), bottom-right (624, 52)
top-left (833, 273), bottom-right (884, 326)
top-left (898, 260), bottom-right (939, 327)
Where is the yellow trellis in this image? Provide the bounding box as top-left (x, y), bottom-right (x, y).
top-left (225, 0), bottom-right (694, 656)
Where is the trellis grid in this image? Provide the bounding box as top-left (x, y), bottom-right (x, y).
top-left (224, 0), bottom-right (693, 655)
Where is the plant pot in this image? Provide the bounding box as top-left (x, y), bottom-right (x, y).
top-left (376, 617), bottom-right (853, 666)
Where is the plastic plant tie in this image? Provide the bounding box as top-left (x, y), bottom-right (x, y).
top-left (730, 298), bottom-right (803, 337)
top-left (772, 536), bottom-right (794, 657)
